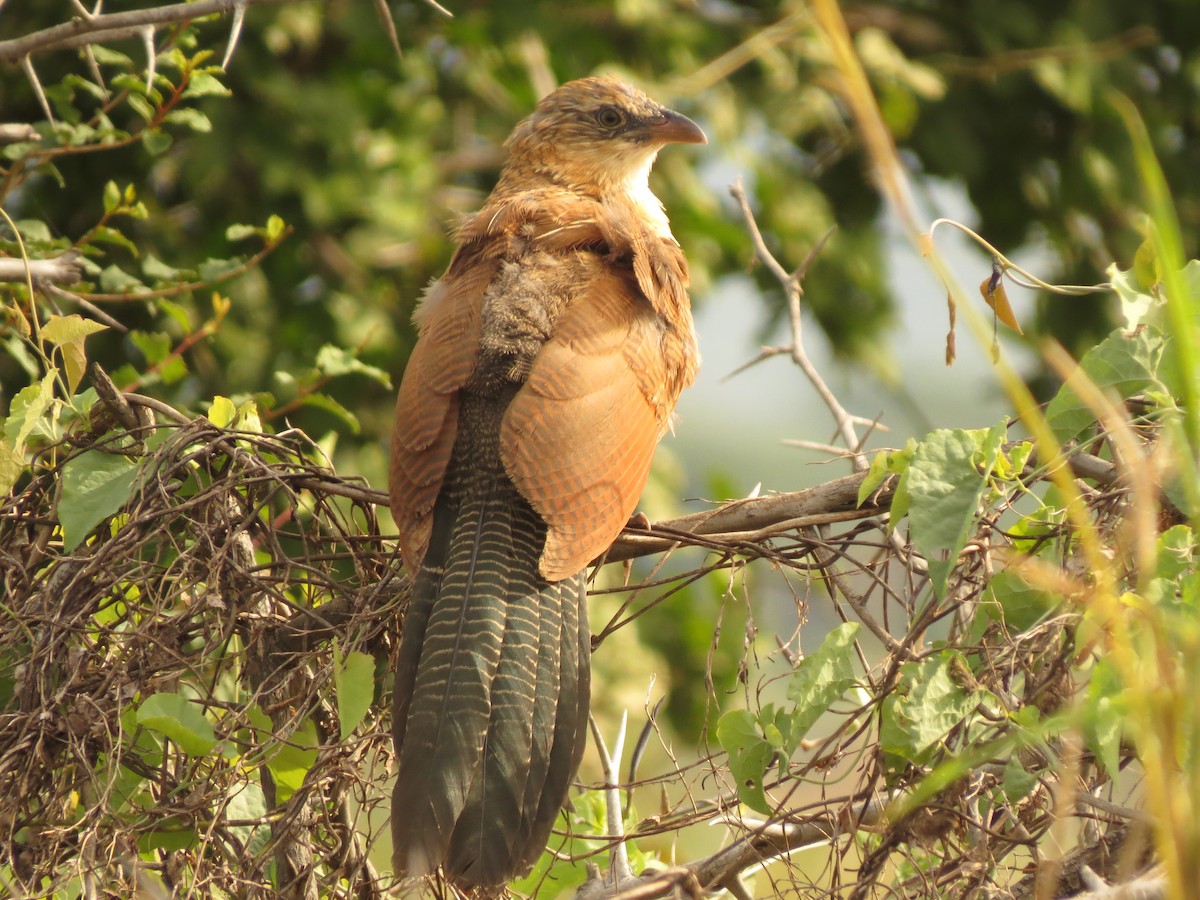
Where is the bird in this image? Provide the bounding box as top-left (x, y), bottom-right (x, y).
top-left (388, 73), bottom-right (705, 893)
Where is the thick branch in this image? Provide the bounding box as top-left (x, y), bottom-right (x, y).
top-left (0, 0), bottom-right (294, 62)
top-left (0, 252), bottom-right (82, 285)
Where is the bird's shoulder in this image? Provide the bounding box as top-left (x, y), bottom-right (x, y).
top-left (446, 189), bottom-right (691, 324)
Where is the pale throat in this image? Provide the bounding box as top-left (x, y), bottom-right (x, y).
top-left (617, 152), bottom-right (672, 238)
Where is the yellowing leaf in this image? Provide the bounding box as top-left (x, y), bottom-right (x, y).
top-left (41, 314), bottom-right (108, 347)
top-left (207, 396), bottom-right (236, 428)
top-left (979, 276), bottom-right (1022, 333)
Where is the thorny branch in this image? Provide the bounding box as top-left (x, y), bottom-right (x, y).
top-left (728, 177), bottom-right (869, 472)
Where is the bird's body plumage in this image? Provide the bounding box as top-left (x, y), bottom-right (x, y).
top-left (389, 75), bottom-right (703, 892)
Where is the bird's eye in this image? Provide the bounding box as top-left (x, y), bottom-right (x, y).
top-left (595, 106), bottom-right (625, 129)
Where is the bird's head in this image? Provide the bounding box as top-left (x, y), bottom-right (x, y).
top-left (499, 75), bottom-right (706, 199)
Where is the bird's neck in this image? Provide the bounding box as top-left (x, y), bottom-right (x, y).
top-left (493, 153), bottom-right (674, 239)
top-left (617, 153), bottom-right (672, 239)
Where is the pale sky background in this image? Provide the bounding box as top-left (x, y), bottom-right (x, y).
top-left (669, 175), bottom-right (1049, 503)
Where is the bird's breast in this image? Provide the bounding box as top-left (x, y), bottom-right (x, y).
top-left (473, 250), bottom-right (599, 391)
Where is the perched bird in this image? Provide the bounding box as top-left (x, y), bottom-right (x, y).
top-left (389, 74), bottom-right (705, 892)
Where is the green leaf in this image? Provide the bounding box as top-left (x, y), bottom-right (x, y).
top-left (268, 717), bottom-right (319, 800)
top-left (182, 72), bottom-right (231, 99)
top-left (164, 108), bottom-right (212, 133)
top-left (716, 710), bottom-right (774, 814)
top-left (141, 128), bottom-right (173, 156)
top-left (314, 344), bottom-right (392, 388)
top-left (143, 255), bottom-right (185, 282)
top-left (1082, 657), bottom-right (1125, 777)
top-left (89, 225), bottom-right (140, 256)
top-left (130, 330), bottom-right (171, 364)
top-left (1108, 263), bottom-right (1160, 331)
top-left (98, 264), bottom-right (144, 293)
top-left (156, 298), bottom-right (193, 332)
top-left (91, 46), bottom-right (133, 66)
top-left (782, 622), bottom-right (860, 750)
top-left (858, 449), bottom-right (893, 507)
top-left (198, 257), bottom-right (243, 282)
top-left (136, 692), bottom-right (216, 755)
top-left (266, 214), bottom-right (286, 241)
top-left (1001, 756), bottom-right (1038, 801)
top-left (224, 783), bottom-right (269, 857)
top-left (880, 654), bottom-right (981, 762)
top-left (905, 423), bottom-right (1006, 598)
top-left (333, 648), bottom-right (375, 740)
top-left (60, 451), bottom-right (139, 550)
top-left (1045, 328), bottom-right (1166, 443)
top-left (103, 180), bottom-right (121, 213)
top-left (126, 93), bottom-right (155, 122)
top-left (4, 373), bottom-right (56, 451)
top-left (981, 569), bottom-right (1058, 633)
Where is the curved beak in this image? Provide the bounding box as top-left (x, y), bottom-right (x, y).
top-left (646, 108), bottom-right (708, 146)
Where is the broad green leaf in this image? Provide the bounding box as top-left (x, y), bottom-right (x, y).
top-left (333, 648), bottom-right (375, 740)
top-left (60, 451), bottom-right (139, 550)
top-left (4, 373), bottom-right (56, 451)
top-left (1001, 756), bottom-right (1037, 801)
top-left (716, 710), bottom-right (773, 814)
top-left (981, 569), bottom-right (1058, 633)
top-left (1045, 327), bottom-right (1166, 443)
top-left (136, 692), bottom-right (216, 755)
top-left (139, 822), bottom-right (198, 853)
top-left (1083, 658), bottom-right (1124, 777)
top-left (225, 782), bottom-right (269, 857)
top-left (268, 717), bottom-right (319, 799)
top-left (880, 654), bottom-right (981, 762)
top-left (1108, 263), bottom-right (1160, 331)
top-left (782, 622), bottom-right (860, 750)
top-left (905, 423), bottom-right (1005, 598)
top-left (314, 344), bottom-right (392, 387)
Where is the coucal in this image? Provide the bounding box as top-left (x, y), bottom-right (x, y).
top-left (389, 74), bottom-right (705, 891)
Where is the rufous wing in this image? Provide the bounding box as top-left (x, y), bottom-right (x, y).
top-left (389, 252), bottom-right (496, 570)
top-left (500, 267), bottom-right (687, 581)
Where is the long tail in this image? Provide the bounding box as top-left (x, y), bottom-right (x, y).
top-left (391, 395), bottom-right (590, 890)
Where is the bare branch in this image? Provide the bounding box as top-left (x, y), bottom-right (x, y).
top-left (729, 178), bottom-right (869, 471)
top-left (0, 123), bottom-right (39, 144)
top-left (0, 252), bottom-right (83, 286)
top-left (0, 0), bottom-right (297, 63)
